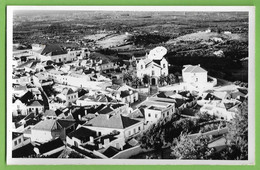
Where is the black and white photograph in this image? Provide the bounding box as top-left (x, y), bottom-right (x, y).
top-left (6, 6), bottom-right (255, 165)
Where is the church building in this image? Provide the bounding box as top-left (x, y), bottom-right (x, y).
top-left (136, 46), bottom-right (168, 85)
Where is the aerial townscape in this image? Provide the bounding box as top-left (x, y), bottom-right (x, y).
top-left (11, 10), bottom-right (249, 160)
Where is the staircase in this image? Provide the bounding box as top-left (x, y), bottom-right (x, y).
top-left (149, 85), bottom-right (158, 95)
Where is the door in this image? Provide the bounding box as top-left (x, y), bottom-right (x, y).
top-left (151, 78), bottom-right (156, 85)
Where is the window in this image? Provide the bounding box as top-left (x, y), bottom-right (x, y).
top-left (167, 112), bottom-right (169, 116)
top-left (196, 78), bottom-right (198, 82)
top-left (128, 131), bottom-right (131, 136)
top-left (152, 70), bottom-right (155, 76)
top-left (138, 126), bottom-right (141, 131)
top-left (134, 129), bottom-right (136, 134)
top-left (148, 113), bottom-right (151, 117)
top-left (163, 64), bottom-right (166, 68)
top-left (14, 141), bottom-right (17, 146)
top-left (68, 96), bottom-right (70, 100)
top-left (141, 65), bottom-right (143, 69)
top-left (155, 114), bottom-right (158, 118)
top-left (18, 138), bottom-right (21, 143)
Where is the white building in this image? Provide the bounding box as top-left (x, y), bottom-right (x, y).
top-left (12, 132), bottom-right (31, 150)
top-left (139, 97), bottom-right (176, 124)
top-left (136, 46), bottom-right (168, 85)
top-left (31, 44), bottom-right (77, 62)
top-left (30, 119), bottom-right (65, 143)
top-left (182, 65), bottom-right (218, 92)
top-left (182, 65), bottom-right (207, 84)
top-left (12, 99), bottom-right (27, 116)
top-left (85, 114), bottom-right (144, 141)
top-left (200, 101), bottom-right (240, 121)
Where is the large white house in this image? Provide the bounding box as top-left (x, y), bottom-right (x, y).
top-left (182, 65), bottom-right (208, 84)
top-left (31, 44), bottom-right (77, 62)
top-left (136, 46), bottom-right (168, 85)
top-left (85, 114), bottom-right (144, 141)
top-left (181, 65), bottom-right (218, 92)
top-left (138, 97), bottom-right (176, 124)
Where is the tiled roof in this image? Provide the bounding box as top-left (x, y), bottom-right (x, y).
top-left (44, 65), bottom-right (55, 70)
top-left (204, 93), bottom-right (221, 100)
top-left (224, 103), bottom-right (235, 110)
top-left (43, 110), bottom-right (57, 117)
top-left (56, 119), bottom-right (76, 129)
top-left (175, 98), bottom-right (186, 108)
top-left (87, 114), bottom-right (140, 129)
top-left (111, 104), bottom-right (125, 109)
top-left (107, 85), bottom-right (120, 91)
top-left (146, 61), bottom-right (162, 69)
top-left (67, 127), bottom-right (97, 141)
top-left (12, 132), bottom-right (22, 140)
top-left (23, 112), bottom-right (35, 121)
top-left (120, 90), bottom-right (130, 98)
top-left (62, 88), bottom-right (75, 95)
top-left (37, 44), bottom-right (67, 56)
top-left (12, 143), bottom-right (36, 158)
top-left (183, 65), bottom-right (207, 73)
top-left (87, 104), bottom-right (106, 114)
top-left (16, 60), bottom-right (34, 68)
top-left (32, 119), bottom-right (62, 131)
top-left (71, 107), bottom-right (86, 120)
top-left (37, 138), bottom-right (64, 154)
top-left (19, 91), bottom-right (33, 104)
top-left (97, 106), bottom-right (114, 115)
top-left (102, 146), bottom-right (120, 158)
top-left (27, 100), bottom-right (44, 107)
top-left (13, 85), bottom-right (27, 91)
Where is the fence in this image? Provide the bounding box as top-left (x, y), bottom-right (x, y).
top-left (187, 127), bottom-right (228, 139)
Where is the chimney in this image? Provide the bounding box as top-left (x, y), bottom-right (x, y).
top-left (104, 138), bottom-right (110, 145)
top-left (116, 93), bottom-right (120, 100)
top-left (33, 147), bottom-right (40, 155)
top-left (89, 136), bottom-right (94, 143)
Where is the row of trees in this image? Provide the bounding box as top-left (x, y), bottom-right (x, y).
top-left (138, 99), bottom-right (248, 160)
top-left (171, 100), bottom-right (248, 160)
top-left (138, 114), bottom-right (201, 150)
top-left (122, 72), bottom-right (180, 88)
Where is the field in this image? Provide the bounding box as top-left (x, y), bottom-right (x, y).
top-left (13, 10), bottom-right (249, 82)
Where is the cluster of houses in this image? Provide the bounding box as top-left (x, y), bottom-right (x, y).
top-left (11, 43), bottom-right (247, 159)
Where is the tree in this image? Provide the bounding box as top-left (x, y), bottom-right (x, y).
top-left (171, 100), bottom-right (249, 160)
top-left (167, 73), bottom-right (176, 85)
top-left (143, 74), bottom-right (150, 85)
top-left (174, 72), bottom-right (181, 83)
top-left (122, 72), bottom-right (133, 83)
top-left (171, 134), bottom-right (214, 159)
top-left (221, 100), bottom-right (248, 160)
top-left (139, 115), bottom-right (198, 151)
top-left (132, 76), bottom-right (141, 88)
top-left (158, 75), bottom-right (167, 86)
